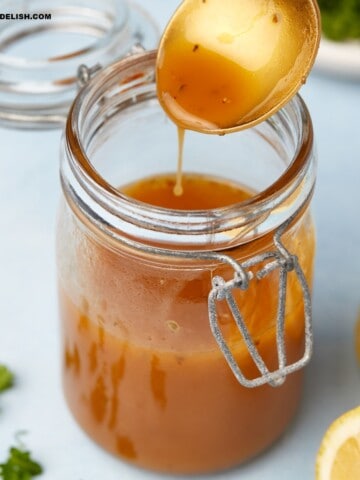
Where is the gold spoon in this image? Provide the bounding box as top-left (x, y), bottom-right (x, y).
top-left (156, 0), bottom-right (320, 135)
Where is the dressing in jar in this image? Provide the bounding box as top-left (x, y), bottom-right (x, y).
top-left (57, 50), bottom-right (316, 474)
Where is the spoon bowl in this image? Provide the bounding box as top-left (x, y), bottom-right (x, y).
top-left (156, 0), bottom-right (320, 134)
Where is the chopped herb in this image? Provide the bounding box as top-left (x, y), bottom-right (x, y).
top-left (0, 366), bottom-right (13, 393)
top-left (0, 446), bottom-right (43, 479)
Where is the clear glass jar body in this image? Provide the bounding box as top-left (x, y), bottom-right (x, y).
top-left (57, 51), bottom-right (316, 474)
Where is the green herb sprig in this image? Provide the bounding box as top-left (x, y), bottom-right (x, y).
top-left (0, 367), bottom-right (43, 478)
top-left (0, 446), bottom-right (43, 480)
top-left (318, 0), bottom-right (360, 41)
top-left (0, 366), bottom-right (13, 393)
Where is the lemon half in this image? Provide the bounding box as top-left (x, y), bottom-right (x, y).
top-left (316, 406), bottom-right (360, 479)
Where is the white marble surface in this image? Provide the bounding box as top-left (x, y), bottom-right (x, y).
top-left (1, 1), bottom-right (360, 479)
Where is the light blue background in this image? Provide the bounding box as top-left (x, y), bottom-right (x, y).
top-left (0, 1), bottom-right (359, 479)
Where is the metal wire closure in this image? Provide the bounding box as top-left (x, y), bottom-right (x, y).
top-left (208, 210), bottom-right (313, 389)
top-left (77, 63), bottom-right (103, 88)
top-left (77, 43), bottom-right (146, 87)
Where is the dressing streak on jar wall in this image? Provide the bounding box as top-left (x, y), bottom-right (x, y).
top-left (57, 51), bottom-right (317, 474)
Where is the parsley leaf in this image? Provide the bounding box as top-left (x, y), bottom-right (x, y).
top-left (0, 447), bottom-right (43, 479)
top-left (0, 365), bottom-right (13, 393)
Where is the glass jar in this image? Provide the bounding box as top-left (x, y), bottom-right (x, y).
top-left (57, 50), bottom-right (316, 474)
top-left (0, 0), bottom-right (157, 128)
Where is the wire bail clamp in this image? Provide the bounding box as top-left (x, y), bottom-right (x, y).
top-left (207, 213), bottom-right (313, 389)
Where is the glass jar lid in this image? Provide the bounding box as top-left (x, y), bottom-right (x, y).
top-left (0, 0), bottom-right (158, 129)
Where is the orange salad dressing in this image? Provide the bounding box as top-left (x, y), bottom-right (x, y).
top-left (61, 173), bottom-right (315, 473)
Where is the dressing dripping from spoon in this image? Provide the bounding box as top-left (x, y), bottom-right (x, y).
top-left (156, 0), bottom-right (320, 196)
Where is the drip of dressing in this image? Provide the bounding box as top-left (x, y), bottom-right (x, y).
top-left (173, 127), bottom-right (185, 196)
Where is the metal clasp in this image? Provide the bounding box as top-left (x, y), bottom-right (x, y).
top-left (77, 63), bottom-right (102, 88)
top-left (208, 214), bottom-right (313, 388)
top-left (76, 43), bottom-right (146, 88)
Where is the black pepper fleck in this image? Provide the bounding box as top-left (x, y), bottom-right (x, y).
top-left (193, 44), bottom-right (199, 52)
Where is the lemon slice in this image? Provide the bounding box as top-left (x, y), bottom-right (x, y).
top-left (355, 310), bottom-right (360, 364)
top-left (316, 406), bottom-right (360, 479)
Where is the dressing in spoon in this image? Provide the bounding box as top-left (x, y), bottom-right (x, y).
top-left (156, 0), bottom-right (320, 135)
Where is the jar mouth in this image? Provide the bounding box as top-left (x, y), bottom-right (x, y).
top-left (63, 50), bottom-right (316, 250)
top-left (0, 0), bottom-right (158, 129)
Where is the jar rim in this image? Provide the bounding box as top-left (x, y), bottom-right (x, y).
top-left (0, 0), bottom-right (158, 129)
top-left (63, 50), bottom-right (316, 250)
